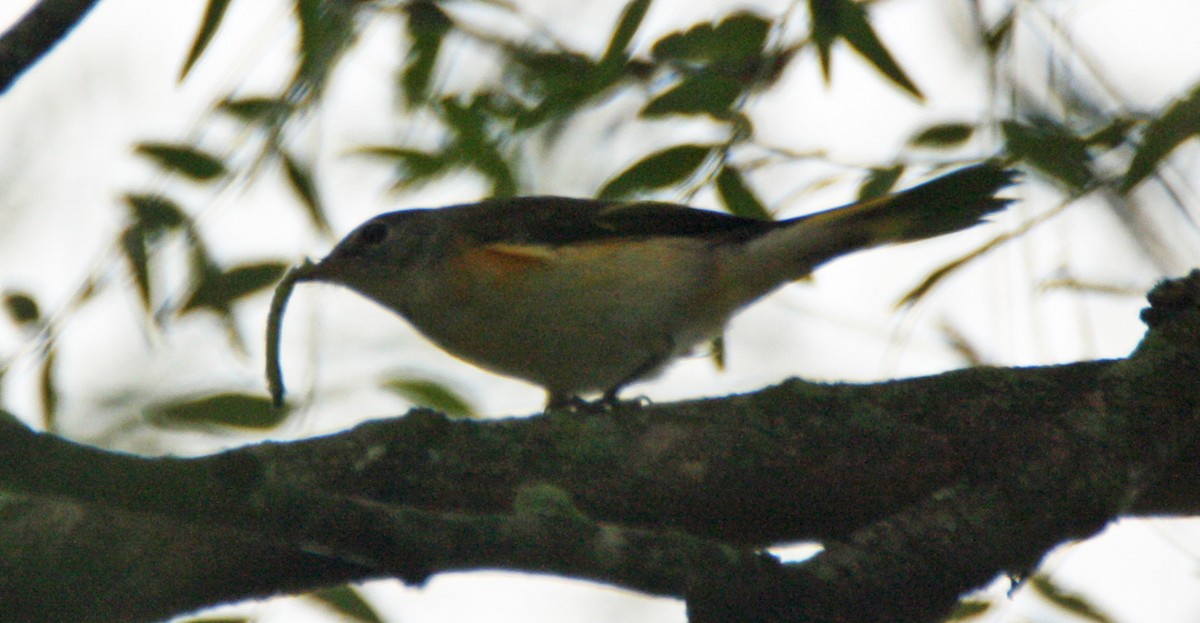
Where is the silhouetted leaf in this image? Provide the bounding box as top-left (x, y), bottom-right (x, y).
top-left (944, 598), bottom-right (992, 621)
top-left (39, 347), bottom-right (57, 430)
top-left (1003, 118), bottom-right (1094, 193)
top-left (400, 1), bottom-right (453, 105)
top-left (294, 0), bottom-right (359, 97)
top-left (599, 0), bottom-right (653, 72)
top-left (908, 123), bottom-right (975, 148)
top-left (180, 0), bottom-right (233, 80)
top-left (218, 96), bottom-right (293, 126)
top-left (135, 142), bottom-right (227, 181)
top-left (856, 164), bottom-right (904, 201)
top-left (282, 151), bottom-right (332, 234)
top-left (1084, 117), bottom-right (1134, 149)
top-left (652, 12), bottom-right (770, 65)
top-left (150, 393), bottom-right (288, 429)
top-left (808, 0), bottom-right (922, 98)
top-left (642, 74), bottom-right (741, 118)
top-left (3, 292), bottom-right (39, 326)
top-left (183, 262), bottom-right (289, 314)
top-left (598, 144), bottom-right (714, 199)
top-left (985, 9), bottom-right (1015, 54)
top-left (442, 97), bottom-right (515, 196)
top-left (716, 166), bottom-right (771, 219)
top-left (1028, 575), bottom-right (1115, 623)
top-left (310, 586), bottom-right (385, 623)
top-left (384, 378), bottom-right (476, 419)
top-left (120, 224), bottom-right (152, 312)
top-left (355, 146), bottom-right (449, 190)
top-left (1121, 83), bottom-right (1200, 192)
top-left (125, 193), bottom-right (188, 233)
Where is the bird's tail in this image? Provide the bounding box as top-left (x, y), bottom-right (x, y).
top-left (719, 162), bottom-right (1017, 305)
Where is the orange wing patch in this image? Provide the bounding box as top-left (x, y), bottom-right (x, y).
top-left (459, 242), bottom-right (555, 283)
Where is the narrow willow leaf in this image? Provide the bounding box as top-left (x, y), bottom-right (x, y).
top-left (310, 586), bottom-right (386, 623)
top-left (182, 262), bottom-right (289, 314)
top-left (218, 96), bottom-right (293, 126)
top-left (908, 123), bottom-right (975, 148)
top-left (642, 74), bottom-right (741, 118)
top-left (808, 0), bottom-right (921, 98)
top-left (120, 224), bottom-right (152, 312)
top-left (1121, 83), bottom-right (1200, 193)
top-left (944, 598), bottom-right (992, 621)
top-left (716, 166), bottom-right (771, 219)
top-left (124, 193), bottom-right (188, 233)
top-left (598, 144), bottom-right (714, 199)
top-left (281, 151), bottom-right (332, 234)
top-left (180, 0), bottom-right (233, 80)
top-left (135, 142), bottom-right (227, 181)
top-left (39, 347), bottom-right (57, 430)
top-left (1028, 575), bottom-right (1115, 623)
top-left (985, 9), bottom-right (1015, 54)
top-left (383, 378), bottom-right (476, 419)
top-left (400, 1), bottom-right (453, 105)
top-left (3, 292), bottom-right (40, 326)
top-left (599, 0), bottom-right (653, 70)
top-left (294, 0), bottom-right (358, 97)
top-left (441, 98), bottom-right (516, 196)
top-left (355, 146), bottom-right (449, 190)
top-left (151, 393), bottom-right (289, 429)
top-left (652, 12), bottom-right (770, 64)
top-left (856, 164), bottom-right (905, 201)
top-left (1002, 118), bottom-right (1094, 193)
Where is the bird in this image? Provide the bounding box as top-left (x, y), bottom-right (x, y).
top-left (288, 161), bottom-right (1016, 409)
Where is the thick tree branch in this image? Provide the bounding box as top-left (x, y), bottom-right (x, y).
top-left (2, 271), bottom-right (1200, 622)
top-left (0, 0), bottom-right (103, 95)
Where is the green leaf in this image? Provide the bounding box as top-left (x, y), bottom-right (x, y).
top-left (1121, 83), bottom-right (1200, 193)
top-left (944, 598), bottom-right (992, 621)
top-left (807, 0), bottom-right (922, 99)
top-left (39, 347), bottom-right (57, 430)
top-left (400, 1), bottom-right (453, 106)
top-left (856, 164), bottom-right (905, 201)
top-left (281, 151), bottom-right (332, 234)
top-left (293, 0), bottom-right (359, 97)
top-left (383, 378), bottom-right (476, 419)
top-left (652, 12), bottom-right (770, 65)
top-left (716, 166), bottom-right (772, 219)
top-left (441, 97), bottom-right (516, 196)
top-left (908, 123), bottom-right (975, 148)
top-left (120, 224), bottom-right (152, 312)
top-left (310, 586), bottom-right (385, 623)
top-left (642, 73), bottom-right (741, 118)
top-left (124, 193), bottom-right (189, 233)
top-left (598, 144), bottom-right (714, 199)
top-left (183, 262), bottom-right (289, 314)
top-left (218, 96), bottom-right (293, 126)
top-left (150, 393), bottom-right (289, 429)
top-left (1002, 118), bottom-right (1094, 193)
top-left (135, 142), bottom-right (227, 181)
top-left (180, 0), bottom-right (233, 80)
top-left (1028, 575), bottom-right (1115, 623)
top-left (355, 146), bottom-right (449, 191)
top-left (599, 0), bottom-right (653, 71)
top-left (3, 292), bottom-right (40, 326)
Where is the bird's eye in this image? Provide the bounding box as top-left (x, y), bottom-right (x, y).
top-left (358, 222), bottom-right (388, 246)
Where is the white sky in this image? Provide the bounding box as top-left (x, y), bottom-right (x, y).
top-left (2, 0), bottom-right (1200, 622)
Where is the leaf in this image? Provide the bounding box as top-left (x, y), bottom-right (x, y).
top-left (3, 292), bottom-right (40, 326)
top-left (310, 586), bottom-right (385, 623)
top-left (598, 144), bottom-right (714, 199)
top-left (807, 0), bottom-right (922, 99)
top-left (218, 96), bottom-right (293, 126)
top-left (441, 97), bottom-right (516, 196)
top-left (985, 9), bottom-right (1015, 54)
top-left (183, 262), bottom-right (289, 314)
top-left (641, 73), bottom-right (741, 118)
top-left (652, 12), bottom-right (770, 65)
top-left (856, 164), bottom-right (904, 201)
top-left (1028, 575), bottom-right (1115, 623)
top-left (400, 1), bottom-right (453, 106)
top-left (120, 224), bottom-right (152, 312)
top-left (135, 142), bottom-right (227, 181)
top-left (908, 123), bottom-right (975, 148)
top-left (383, 378), bottom-right (476, 419)
top-left (599, 0), bottom-right (653, 71)
top-left (355, 146), bottom-right (449, 191)
top-left (150, 393), bottom-right (289, 429)
top-left (1121, 82), bottom-right (1200, 192)
top-left (124, 193), bottom-right (188, 233)
top-left (716, 166), bottom-right (772, 219)
top-left (281, 151), bottom-right (332, 234)
top-left (944, 598), bottom-right (992, 621)
top-left (180, 0), bottom-right (233, 80)
top-left (39, 347), bottom-right (57, 430)
top-left (1002, 118), bottom-right (1094, 193)
top-left (293, 0), bottom-right (359, 97)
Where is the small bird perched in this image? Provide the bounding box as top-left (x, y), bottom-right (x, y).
top-left (274, 162), bottom-right (1015, 408)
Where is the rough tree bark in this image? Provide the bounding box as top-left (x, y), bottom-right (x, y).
top-left (1, 270), bottom-right (1199, 623)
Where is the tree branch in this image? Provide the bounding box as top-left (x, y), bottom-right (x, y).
top-left (0, 0), bottom-right (103, 95)
top-left (2, 271), bottom-right (1200, 622)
